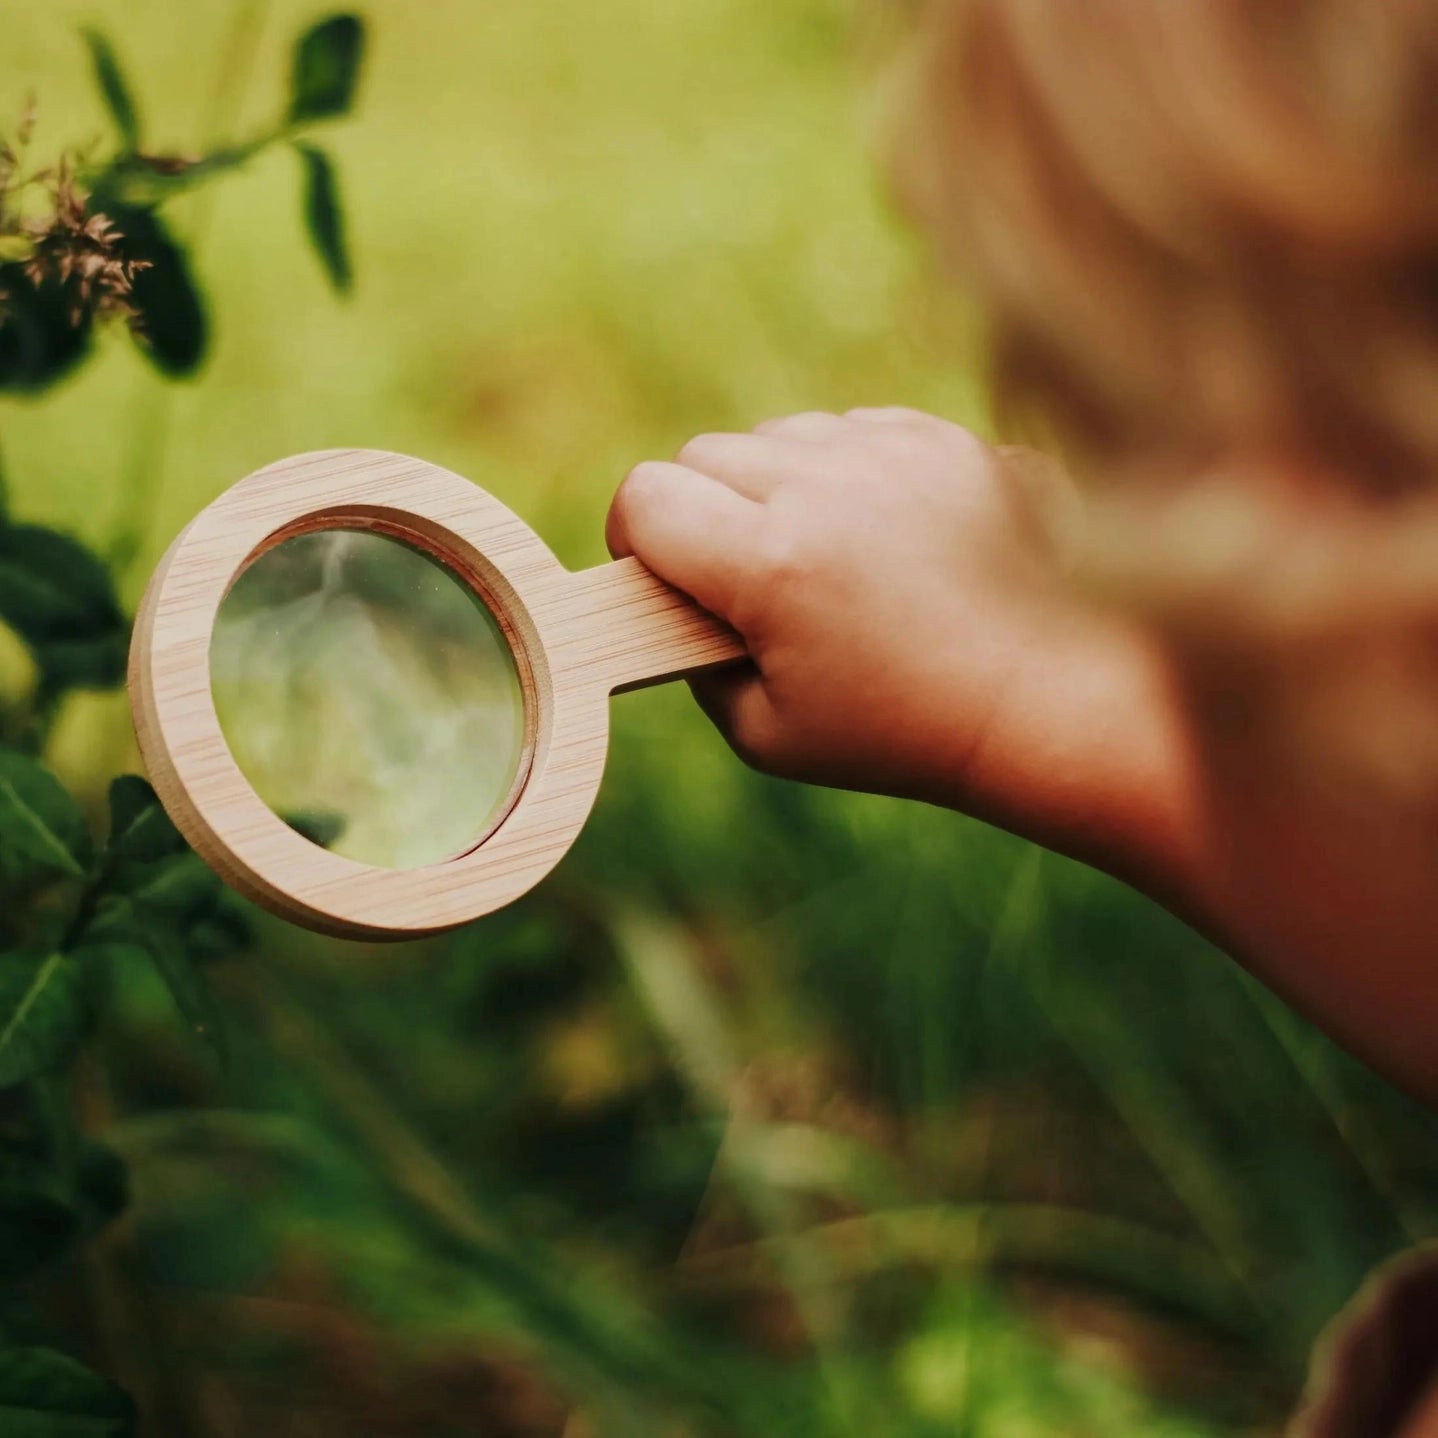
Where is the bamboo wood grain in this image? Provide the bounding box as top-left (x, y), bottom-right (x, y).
top-left (128, 449), bottom-right (745, 939)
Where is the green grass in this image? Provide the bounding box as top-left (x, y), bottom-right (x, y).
top-left (6, 3), bottom-right (1438, 1434)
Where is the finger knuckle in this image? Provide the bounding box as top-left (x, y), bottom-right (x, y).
top-left (755, 411), bottom-right (837, 436)
top-left (871, 414), bottom-right (985, 473)
top-left (753, 526), bottom-right (817, 599)
top-left (676, 432), bottom-right (736, 471)
top-left (616, 460), bottom-right (670, 511)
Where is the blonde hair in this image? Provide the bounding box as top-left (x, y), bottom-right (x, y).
top-left (892, 0), bottom-right (1438, 790)
top-left (900, 0), bottom-right (1438, 490)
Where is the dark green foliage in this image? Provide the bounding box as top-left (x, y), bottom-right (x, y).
top-left (295, 144), bottom-right (351, 292)
top-left (71, 1141), bottom-right (128, 1236)
top-left (0, 1346), bottom-right (136, 1436)
top-left (0, 743), bottom-right (240, 1070)
top-left (0, 1154), bottom-right (83, 1286)
top-left (289, 15), bottom-right (366, 124)
top-left (0, 751), bottom-right (91, 883)
top-left (100, 849), bottom-right (224, 933)
top-left (83, 832), bottom-right (239, 1057)
top-left (0, 270), bottom-right (93, 394)
top-left (109, 205), bottom-right (206, 376)
top-left (0, 527), bottom-right (127, 696)
top-left (183, 904), bottom-right (255, 966)
top-left (0, 953), bottom-right (87, 1087)
top-left (0, 19), bottom-right (369, 1423)
top-left (105, 777), bottom-right (184, 864)
top-left (121, 927), bottom-right (227, 1061)
top-left (81, 30), bottom-right (141, 153)
top-left (2, 12), bottom-right (363, 387)
top-left (0, 1082), bottom-right (128, 1284)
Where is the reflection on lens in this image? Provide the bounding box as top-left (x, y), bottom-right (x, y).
top-left (210, 529), bottom-right (526, 870)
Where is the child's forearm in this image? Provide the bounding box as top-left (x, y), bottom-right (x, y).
top-left (919, 601), bottom-right (1215, 934)
top-left (957, 609), bottom-right (1438, 1111)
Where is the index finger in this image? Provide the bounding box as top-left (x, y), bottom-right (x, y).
top-left (606, 461), bottom-right (761, 621)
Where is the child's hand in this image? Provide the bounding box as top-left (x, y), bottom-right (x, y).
top-left (611, 410), bottom-right (1438, 1104)
top-left (607, 409), bottom-right (1199, 894)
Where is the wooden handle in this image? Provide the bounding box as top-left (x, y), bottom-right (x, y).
top-left (559, 557), bottom-right (747, 693)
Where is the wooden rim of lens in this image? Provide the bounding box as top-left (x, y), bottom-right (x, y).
top-left (129, 449), bottom-right (612, 940)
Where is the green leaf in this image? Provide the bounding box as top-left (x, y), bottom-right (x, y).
top-left (0, 526), bottom-right (127, 693)
top-left (0, 1155), bottom-right (80, 1284)
top-left (0, 267), bottom-right (94, 394)
top-left (75, 836), bottom-right (243, 1058)
top-left (103, 850), bottom-right (221, 929)
top-left (131, 928), bottom-right (227, 1065)
top-left (294, 144), bottom-right (352, 293)
top-left (187, 901), bottom-right (254, 965)
top-left (72, 935), bottom-right (225, 1062)
top-left (105, 776), bottom-right (184, 863)
top-left (0, 1080), bottom-right (69, 1163)
top-left (109, 206), bottom-right (207, 376)
top-left (81, 30), bottom-right (141, 153)
top-left (288, 14), bottom-right (366, 124)
top-left (0, 1347), bottom-right (136, 1436)
top-left (73, 1141), bottom-right (129, 1235)
top-left (82, 853), bottom-right (219, 942)
top-left (0, 751), bottom-right (91, 884)
top-left (282, 807), bottom-right (347, 850)
top-left (0, 1104), bottom-right (125, 1275)
top-left (79, 851), bottom-right (229, 1062)
top-left (0, 953), bottom-right (87, 1087)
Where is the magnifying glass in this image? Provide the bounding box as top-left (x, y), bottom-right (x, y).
top-left (128, 449), bottom-right (745, 939)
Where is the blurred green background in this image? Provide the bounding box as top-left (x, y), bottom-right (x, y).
top-left (6, 1), bottom-right (1438, 1433)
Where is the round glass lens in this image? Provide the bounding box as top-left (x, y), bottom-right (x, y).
top-left (210, 529), bottom-right (527, 869)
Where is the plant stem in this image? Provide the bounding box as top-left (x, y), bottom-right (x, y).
top-left (202, 1), bottom-right (274, 154)
top-left (108, 0), bottom-right (274, 581)
top-left (61, 852), bottom-right (116, 951)
top-left (188, 0), bottom-right (274, 255)
top-left (107, 378), bottom-right (169, 579)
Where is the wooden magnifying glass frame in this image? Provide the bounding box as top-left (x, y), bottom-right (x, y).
top-left (128, 449), bottom-right (745, 940)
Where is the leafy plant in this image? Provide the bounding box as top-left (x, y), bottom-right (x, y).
top-left (0, 1346), bottom-right (136, 1435)
top-left (0, 12), bottom-right (365, 394)
top-left (0, 13), bottom-right (365, 1426)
